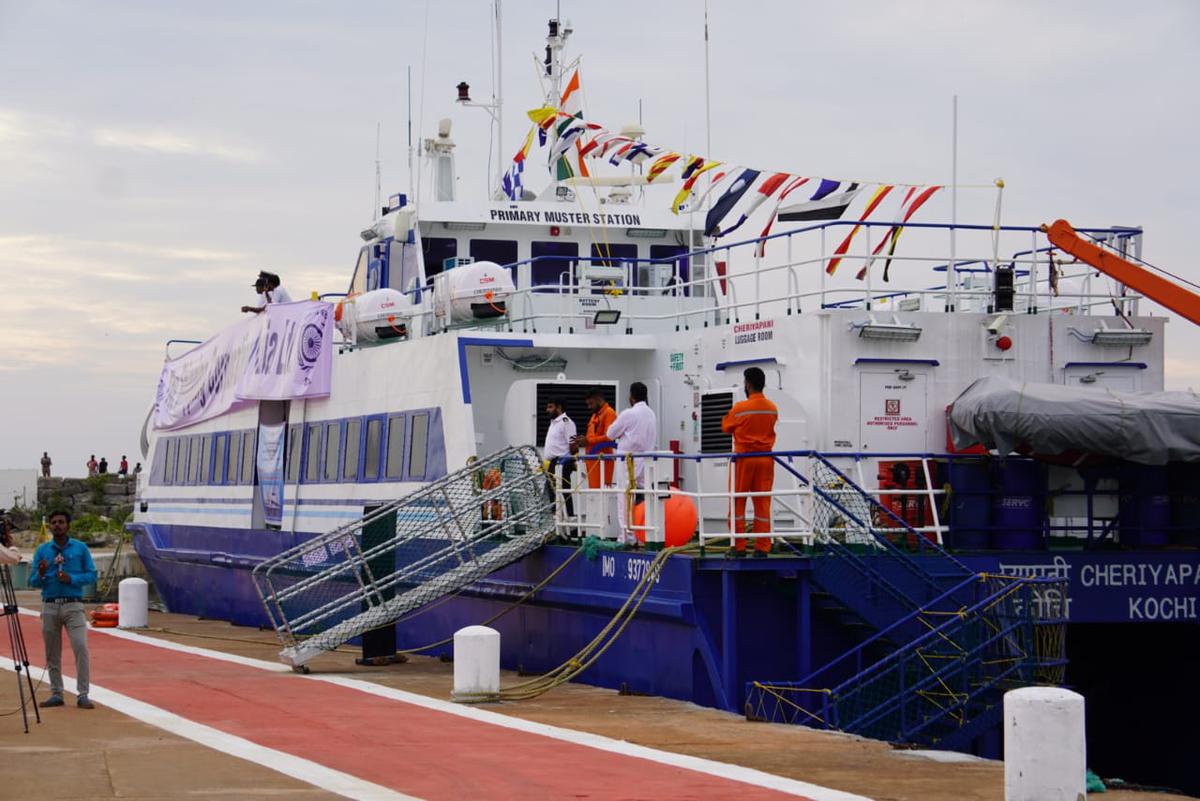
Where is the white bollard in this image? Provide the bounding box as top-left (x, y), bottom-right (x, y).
top-left (117, 577), bottom-right (149, 629)
top-left (1004, 687), bottom-right (1086, 801)
top-left (452, 625), bottom-right (500, 701)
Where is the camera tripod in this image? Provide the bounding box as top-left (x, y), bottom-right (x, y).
top-left (1, 564), bottom-right (41, 733)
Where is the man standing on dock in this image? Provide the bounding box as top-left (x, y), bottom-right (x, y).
top-left (29, 511), bottom-right (97, 709)
top-left (573, 387), bottom-right (616, 489)
top-left (607, 382), bottom-right (657, 546)
top-left (722, 367), bottom-right (778, 557)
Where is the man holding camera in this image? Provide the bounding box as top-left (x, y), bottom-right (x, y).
top-left (29, 511), bottom-right (96, 709)
top-left (0, 516), bottom-right (19, 565)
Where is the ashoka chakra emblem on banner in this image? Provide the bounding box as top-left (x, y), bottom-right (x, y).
top-left (299, 323), bottom-right (323, 366)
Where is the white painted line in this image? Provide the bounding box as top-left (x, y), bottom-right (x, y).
top-left (37, 611), bottom-right (872, 801)
top-left (0, 656), bottom-right (419, 801)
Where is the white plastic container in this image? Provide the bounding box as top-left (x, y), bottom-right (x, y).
top-left (452, 625), bottom-right (500, 701)
top-left (1004, 686), bottom-right (1086, 801)
top-left (117, 577), bottom-right (149, 629)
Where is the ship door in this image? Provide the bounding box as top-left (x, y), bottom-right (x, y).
top-left (1064, 365), bottom-right (1140, 392)
top-left (858, 370), bottom-right (928, 452)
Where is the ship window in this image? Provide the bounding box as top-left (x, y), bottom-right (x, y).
top-left (305, 423), bottom-right (321, 483)
top-left (408, 412), bottom-right (429, 479)
top-left (228, 433), bottom-right (241, 485)
top-left (343, 419), bottom-right (361, 481)
top-left (176, 438), bottom-right (189, 485)
top-left (649, 245), bottom-right (689, 296)
top-left (187, 436), bottom-right (201, 484)
top-left (286, 426), bottom-right (302, 483)
top-left (591, 242), bottom-right (636, 267)
top-left (389, 240), bottom-right (421, 295)
top-left (350, 246), bottom-right (369, 296)
top-left (242, 430), bottom-right (256, 484)
top-left (200, 435), bottom-right (212, 484)
top-left (213, 434), bottom-right (227, 486)
top-left (700, 391), bottom-right (735, 454)
top-left (385, 415), bottom-right (406, 479)
top-left (469, 239), bottom-right (518, 272)
top-left (422, 237), bottom-right (458, 279)
top-left (364, 418), bottom-right (383, 479)
top-left (323, 422), bottom-right (341, 482)
top-left (531, 241), bottom-right (578, 290)
top-left (162, 439), bottom-right (175, 485)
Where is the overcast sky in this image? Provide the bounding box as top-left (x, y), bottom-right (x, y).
top-left (2, 0), bottom-right (1198, 475)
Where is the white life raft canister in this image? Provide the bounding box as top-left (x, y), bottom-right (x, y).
top-left (337, 288), bottom-right (415, 343)
top-left (433, 261), bottom-right (515, 324)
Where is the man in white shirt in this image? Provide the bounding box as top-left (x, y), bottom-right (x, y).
top-left (605, 382), bottom-right (658, 545)
top-left (542, 397), bottom-right (577, 518)
top-left (242, 271), bottom-right (294, 314)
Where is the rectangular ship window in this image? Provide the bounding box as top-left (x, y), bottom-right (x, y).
top-left (385, 415), bottom-right (406, 479)
top-left (163, 439), bottom-right (175, 485)
top-left (343, 419), bottom-right (361, 481)
top-left (213, 435), bottom-right (227, 486)
top-left (305, 423), bottom-right (321, 483)
top-left (242, 430), bottom-right (256, 484)
top-left (188, 436), bottom-right (201, 484)
top-left (323, 422), bottom-right (341, 482)
top-left (286, 426), bottom-right (301, 483)
top-left (199, 435), bottom-right (212, 484)
top-left (408, 413), bottom-right (429, 479)
top-left (364, 418), bottom-right (382, 480)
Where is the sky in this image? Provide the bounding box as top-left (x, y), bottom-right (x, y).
top-left (1, 0), bottom-right (1199, 476)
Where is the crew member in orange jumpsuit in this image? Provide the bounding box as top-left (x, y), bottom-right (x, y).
top-left (721, 367), bottom-right (778, 557)
top-left (572, 387), bottom-right (617, 488)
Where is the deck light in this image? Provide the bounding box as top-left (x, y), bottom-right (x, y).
top-left (853, 315), bottom-right (923, 342)
top-left (1090, 323), bottom-right (1153, 347)
top-left (593, 309), bottom-right (622, 326)
top-left (626, 228), bottom-right (667, 239)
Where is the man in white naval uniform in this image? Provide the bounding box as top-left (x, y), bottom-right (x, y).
top-left (542, 397), bottom-right (577, 518)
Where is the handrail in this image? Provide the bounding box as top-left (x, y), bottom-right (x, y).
top-left (789, 573), bottom-right (984, 688)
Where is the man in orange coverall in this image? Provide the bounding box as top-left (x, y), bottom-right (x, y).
top-left (721, 367), bottom-right (778, 557)
top-left (572, 387), bottom-right (617, 488)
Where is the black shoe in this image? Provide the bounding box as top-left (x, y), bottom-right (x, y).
top-left (39, 695), bottom-right (64, 708)
top-left (753, 550), bottom-right (769, 559)
top-left (732, 549), bottom-right (748, 559)
top-left (76, 695), bottom-right (95, 709)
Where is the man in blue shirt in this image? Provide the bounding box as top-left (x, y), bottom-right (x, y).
top-left (29, 511), bottom-right (97, 709)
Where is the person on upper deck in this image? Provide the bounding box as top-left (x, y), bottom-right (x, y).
top-left (606, 382), bottom-right (657, 546)
top-left (572, 387), bottom-right (617, 489)
top-left (721, 367), bottom-right (778, 558)
top-left (241, 271), bottom-right (293, 314)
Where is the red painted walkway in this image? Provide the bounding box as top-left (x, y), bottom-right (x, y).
top-left (18, 615), bottom-right (814, 801)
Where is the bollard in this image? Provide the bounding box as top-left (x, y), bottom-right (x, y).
top-left (117, 577), bottom-right (149, 628)
top-left (452, 625), bottom-right (500, 701)
top-left (1004, 687), bottom-right (1086, 801)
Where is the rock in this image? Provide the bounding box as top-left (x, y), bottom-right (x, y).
top-left (38, 477), bottom-right (64, 490)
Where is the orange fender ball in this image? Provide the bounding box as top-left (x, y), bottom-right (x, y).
top-left (631, 492), bottom-right (698, 547)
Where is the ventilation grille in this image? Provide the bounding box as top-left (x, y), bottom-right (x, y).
top-left (701, 391), bottom-right (735, 453)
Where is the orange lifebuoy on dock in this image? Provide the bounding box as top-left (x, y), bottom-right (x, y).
top-left (91, 603), bottom-right (119, 626)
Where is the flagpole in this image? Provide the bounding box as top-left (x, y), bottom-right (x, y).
top-left (948, 94), bottom-right (958, 311)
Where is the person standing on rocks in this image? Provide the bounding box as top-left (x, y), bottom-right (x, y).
top-left (41, 451), bottom-right (52, 478)
top-left (118, 455), bottom-right (128, 477)
top-left (86, 455), bottom-right (97, 477)
top-left (98, 457), bottom-right (108, 474)
top-left (29, 511), bottom-right (96, 709)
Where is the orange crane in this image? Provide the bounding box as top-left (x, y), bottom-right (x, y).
top-left (1042, 219), bottom-right (1200, 326)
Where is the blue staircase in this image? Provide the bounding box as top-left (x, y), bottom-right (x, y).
top-left (746, 456), bottom-right (1069, 750)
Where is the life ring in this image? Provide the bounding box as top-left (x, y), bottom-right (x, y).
top-left (92, 617), bottom-right (118, 628)
top-left (91, 603), bottom-right (119, 625)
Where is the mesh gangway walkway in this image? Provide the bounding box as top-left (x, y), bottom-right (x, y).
top-left (252, 446), bottom-right (555, 667)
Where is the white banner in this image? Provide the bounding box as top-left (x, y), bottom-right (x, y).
top-left (153, 301), bottom-right (334, 431)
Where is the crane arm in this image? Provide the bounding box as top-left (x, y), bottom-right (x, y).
top-left (1043, 219), bottom-right (1200, 326)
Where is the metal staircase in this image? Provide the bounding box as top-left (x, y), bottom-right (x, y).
top-left (745, 455), bottom-right (1069, 750)
top-left (252, 446), bottom-right (555, 667)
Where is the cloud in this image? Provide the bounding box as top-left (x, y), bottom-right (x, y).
top-left (92, 126), bottom-right (262, 163)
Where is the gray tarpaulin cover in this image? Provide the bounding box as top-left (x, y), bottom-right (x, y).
top-left (948, 377), bottom-right (1200, 465)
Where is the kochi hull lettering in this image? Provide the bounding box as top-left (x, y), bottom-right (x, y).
top-left (957, 552), bottom-right (1200, 623)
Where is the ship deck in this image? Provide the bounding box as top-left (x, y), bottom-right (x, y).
top-left (1, 592), bottom-right (1192, 801)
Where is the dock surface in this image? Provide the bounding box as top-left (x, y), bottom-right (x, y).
top-left (2, 597), bottom-right (1193, 801)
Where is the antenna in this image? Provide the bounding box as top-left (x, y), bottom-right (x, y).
top-left (374, 122), bottom-right (382, 221)
top-left (407, 65), bottom-right (414, 190)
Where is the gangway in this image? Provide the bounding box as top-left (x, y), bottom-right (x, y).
top-left (252, 446), bottom-right (555, 668)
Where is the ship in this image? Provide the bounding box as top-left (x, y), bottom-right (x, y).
top-left (128, 15), bottom-right (1200, 794)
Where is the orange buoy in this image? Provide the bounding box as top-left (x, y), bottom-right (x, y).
top-left (631, 491), bottom-right (698, 547)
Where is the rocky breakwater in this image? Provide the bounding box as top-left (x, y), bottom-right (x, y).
top-left (37, 474), bottom-right (137, 521)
